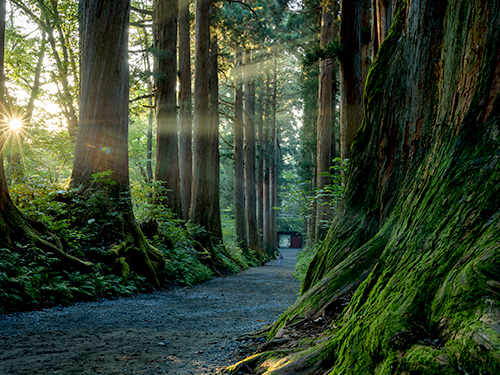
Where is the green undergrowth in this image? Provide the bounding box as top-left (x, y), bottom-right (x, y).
top-left (293, 245), bottom-right (318, 288)
top-left (0, 177), bottom-right (259, 314)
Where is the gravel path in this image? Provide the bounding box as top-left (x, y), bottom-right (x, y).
top-left (0, 248), bottom-right (300, 375)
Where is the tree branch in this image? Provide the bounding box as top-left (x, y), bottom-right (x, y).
top-left (223, 0), bottom-right (258, 19)
top-left (130, 93), bottom-right (155, 103)
top-left (131, 6), bottom-right (153, 16)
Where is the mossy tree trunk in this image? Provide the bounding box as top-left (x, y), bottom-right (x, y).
top-left (233, 0), bottom-right (500, 374)
top-left (72, 0), bottom-right (164, 288)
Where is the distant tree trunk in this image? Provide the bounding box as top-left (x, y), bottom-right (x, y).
top-left (371, 0), bottom-right (393, 59)
top-left (191, 0), bottom-right (215, 240)
top-left (361, 0), bottom-right (371, 89)
top-left (339, 0), bottom-right (363, 161)
top-left (178, 0), bottom-right (192, 221)
top-left (72, 0), bottom-right (164, 287)
top-left (256, 94), bottom-right (264, 248)
top-left (269, 67), bottom-right (278, 254)
top-left (262, 59), bottom-right (272, 255)
top-left (208, 35), bottom-right (222, 242)
top-left (153, 0), bottom-right (182, 217)
top-left (233, 44), bottom-right (248, 254)
top-left (315, 1), bottom-right (337, 243)
top-left (243, 49), bottom-right (259, 252)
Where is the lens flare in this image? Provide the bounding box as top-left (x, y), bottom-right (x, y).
top-left (9, 119), bottom-right (22, 131)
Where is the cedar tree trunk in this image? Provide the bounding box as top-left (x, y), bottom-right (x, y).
top-left (339, 0), bottom-right (363, 161)
top-left (72, 0), bottom-right (164, 288)
top-left (234, 44), bottom-right (248, 254)
top-left (231, 0), bottom-right (500, 374)
top-left (178, 0), bottom-right (192, 221)
top-left (243, 49), bottom-right (259, 252)
top-left (315, 1), bottom-right (337, 243)
top-left (154, 0), bottom-right (182, 217)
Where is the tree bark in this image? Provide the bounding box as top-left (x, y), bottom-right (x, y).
top-left (339, 0), bottom-right (363, 161)
top-left (243, 49), bottom-right (259, 252)
top-left (256, 93), bottom-right (264, 248)
top-left (262, 58), bottom-right (272, 256)
top-left (361, 0), bottom-right (371, 89)
top-left (371, 0), bottom-right (393, 59)
top-left (154, 0), bottom-right (182, 217)
top-left (208, 35), bottom-right (222, 242)
top-left (315, 1), bottom-right (337, 243)
top-left (178, 0), bottom-right (192, 221)
top-left (72, 0), bottom-right (164, 287)
top-left (190, 0), bottom-right (213, 235)
top-left (233, 44), bottom-right (248, 254)
top-left (268, 65), bottom-right (278, 255)
top-left (72, 0), bottom-right (131, 194)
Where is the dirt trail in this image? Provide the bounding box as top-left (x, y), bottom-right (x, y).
top-left (0, 248), bottom-right (300, 375)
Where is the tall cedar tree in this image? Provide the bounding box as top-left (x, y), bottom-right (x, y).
top-left (191, 0), bottom-right (222, 247)
top-left (315, 1), bottom-right (337, 243)
top-left (243, 49), bottom-right (259, 252)
top-left (256, 94), bottom-right (264, 248)
top-left (339, 0), bottom-right (363, 161)
top-left (233, 44), bottom-right (249, 254)
top-left (178, 0), bottom-right (193, 222)
top-left (208, 35), bottom-right (222, 241)
top-left (154, 0), bottom-right (182, 217)
top-left (72, 0), bottom-right (164, 287)
top-left (234, 0), bottom-right (500, 373)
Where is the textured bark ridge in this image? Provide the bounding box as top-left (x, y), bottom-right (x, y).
top-left (229, 0), bottom-right (500, 373)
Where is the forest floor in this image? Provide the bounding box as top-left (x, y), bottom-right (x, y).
top-left (0, 247), bottom-right (300, 375)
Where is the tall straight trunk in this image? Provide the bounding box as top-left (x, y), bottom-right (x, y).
top-left (73, 0), bottom-right (164, 288)
top-left (262, 58), bottom-right (272, 255)
top-left (371, 0), bottom-right (393, 59)
top-left (208, 35), bottom-right (222, 242)
top-left (233, 44), bottom-right (248, 253)
top-left (72, 0), bottom-right (130, 194)
top-left (339, 0), bottom-right (363, 161)
top-left (256, 93), bottom-right (264, 248)
top-left (190, 0), bottom-right (212, 229)
top-left (178, 0), bottom-right (192, 221)
top-left (243, 49), bottom-right (259, 252)
top-left (315, 2), bottom-right (337, 243)
top-left (154, 0), bottom-right (182, 217)
top-left (269, 66), bottom-right (278, 254)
